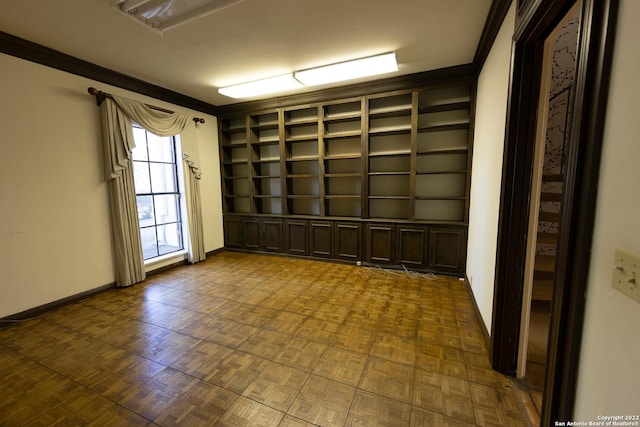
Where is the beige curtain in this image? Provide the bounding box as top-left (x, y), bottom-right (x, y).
top-left (112, 95), bottom-right (191, 137)
top-left (99, 95), bottom-right (207, 286)
top-left (183, 153), bottom-right (206, 263)
top-left (100, 98), bottom-right (146, 287)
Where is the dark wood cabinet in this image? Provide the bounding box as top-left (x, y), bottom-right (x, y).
top-left (428, 227), bottom-right (466, 273)
top-left (263, 219), bottom-right (284, 252)
top-left (243, 218), bottom-right (261, 250)
top-left (366, 224), bottom-right (395, 265)
top-left (310, 221), bottom-right (333, 258)
top-left (365, 223), bottom-right (429, 269)
top-left (224, 215), bottom-right (465, 275)
top-left (335, 222), bottom-right (361, 261)
top-left (236, 216), bottom-right (283, 252)
top-left (398, 226), bottom-right (428, 268)
top-left (224, 215), bottom-right (244, 248)
top-left (286, 220), bottom-right (309, 256)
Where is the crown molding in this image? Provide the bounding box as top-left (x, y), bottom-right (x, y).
top-left (473, 0), bottom-right (514, 73)
top-left (0, 31), bottom-right (219, 116)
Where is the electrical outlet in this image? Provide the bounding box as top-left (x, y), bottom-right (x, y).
top-left (612, 249), bottom-right (640, 303)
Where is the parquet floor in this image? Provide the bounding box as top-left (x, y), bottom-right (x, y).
top-left (0, 252), bottom-right (532, 426)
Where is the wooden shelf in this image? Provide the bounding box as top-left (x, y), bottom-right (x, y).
top-left (222, 140), bottom-right (247, 147)
top-left (368, 125), bottom-right (412, 135)
top-left (325, 172), bottom-right (361, 178)
top-left (223, 159), bottom-right (248, 165)
top-left (418, 147), bottom-right (468, 155)
top-left (417, 170), bottom-right (467, 175)
top-left (418, 101), bottom-right (470, 114)
top-left (418, 123), bottom-right (469, 133)
top-left (284, 117), bottom-right (318, 126)
top-left (220, 82), bottom-right (472, 225)
top-left (286, 156), bottom-right (319, 162)
top-left (368, 195), bottom-right (411, 200)
top-left (253, 174), bottom-right (281, 179)
top-left (325, 195), bottom-right (361, 199)
top-left (369, 105), bottom-right (412, 117)
top-left (251, 137), bottom-right (280, 146)
top-left (415, 196), bottom-right (466, 201)
top-left (369, 150), bottom-right (411, 157)
top-left (323, 130), bottom-right (361, 139)
top-left (250, 122), bottom-right (278, 131)
top-left (368, 171), bottom-right (410, 176)
top-left (323, 112), bottom-right (362, 122)
top-left (286, 174), bottom-right (318, 178)
top-left (324, 154), bottom-right (361, 160)
top-left (285, 135), bottom-right (318, 143)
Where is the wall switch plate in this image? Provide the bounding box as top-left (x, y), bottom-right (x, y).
top-left (612, 249), bottom-right (640, 303)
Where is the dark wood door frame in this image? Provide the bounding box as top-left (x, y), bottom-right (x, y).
top-left (491, 0), bottom-right (618, 424)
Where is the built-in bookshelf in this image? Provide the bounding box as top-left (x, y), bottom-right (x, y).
top-left (219, 116), bottom-right (251, 213)
top-left (218, 81), bottom-right (473, 273)
top-left (219, 84), bottom-right (472, 222)
top-left (322, 99), bottom-right (363, 217)
top-left (284, 106), bottom-right (321, 216)
top-left (416, 85), bottom-right (471, 222)
top-left (367, 92), bottom-right (413, 220)
top-left (249, 111), bottom-right (281, 214)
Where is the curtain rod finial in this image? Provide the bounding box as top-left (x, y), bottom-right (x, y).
top-left (88, 87), bottom-right (106, 106)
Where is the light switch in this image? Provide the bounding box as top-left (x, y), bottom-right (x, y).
top-left (612, 249), bottom-right (640, 303)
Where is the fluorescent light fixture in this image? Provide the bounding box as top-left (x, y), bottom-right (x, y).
top-left (217, 53), bottom-right (399, 99)
top-left (218, 74), bottom-right (304, 99)
top-left (113, 0), bottom-right (244, 32)
top-left (294, 53), bottom-right (399, 86)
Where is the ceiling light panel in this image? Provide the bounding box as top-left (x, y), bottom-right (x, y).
top-left (218, 74), bottom-right (304, 99)
top-left (294, 53), bottom-right (399, 86)
top-left (114, 0), bottom-right (244, 32)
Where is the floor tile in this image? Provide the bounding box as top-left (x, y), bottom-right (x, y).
top-left (412, 370), bottom-right (475, 424)
top-left (274, 337), bottom-right (327, 372)
top-left (217, 396), bottom-right (285, 427)
top-left (344, 389), bottom-right (412, 426)
top-left (359, 357), bottom-right (414, 403)
top-left (242, 361), bottom-right (309, 412)
top-left (312, 346), bottom-right (368, 387)
top-left (287, 375), bottom-right (356, 426)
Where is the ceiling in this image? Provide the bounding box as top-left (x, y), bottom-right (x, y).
top-left (0, 0), bottom-right (493, 107)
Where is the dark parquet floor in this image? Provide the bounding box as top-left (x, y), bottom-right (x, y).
top-left (0, 252), bottom-right (532, 426)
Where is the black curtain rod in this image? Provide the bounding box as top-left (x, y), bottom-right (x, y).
top-left (87, 87), bottom-right (205, 124)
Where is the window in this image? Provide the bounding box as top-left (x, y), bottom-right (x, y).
top-left (131, 126), bottom-right (185, 260)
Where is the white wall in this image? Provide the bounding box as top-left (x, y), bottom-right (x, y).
top-left (466, 4), bottom-right (515, 331)
top-left (574, 0), bottom-right (640, 418)
top-left (0, 53), bottom-right (223, 318)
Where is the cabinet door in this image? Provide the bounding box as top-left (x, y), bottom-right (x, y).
top-left (286, 220), bottom-right (309, 255)
top-left (398, 226), bottom-right (427, 268)
top-left (243, 218), bottom-right (261, 250)
top-left (263, 219), bottom-right (284, 252)
top-left (335, 223), bottom-right (361, 261)
top-left (428, 227), bottom-right (466, 273)
top-left (224, 216), bottom-right (244, 248)
top-left (366, 224), bottom-right (395, 265)
top-left (310, 221), bottom-right (333, 258)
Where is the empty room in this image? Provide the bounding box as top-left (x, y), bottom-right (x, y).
top-left (0, 0), bottom-right (638, 426)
